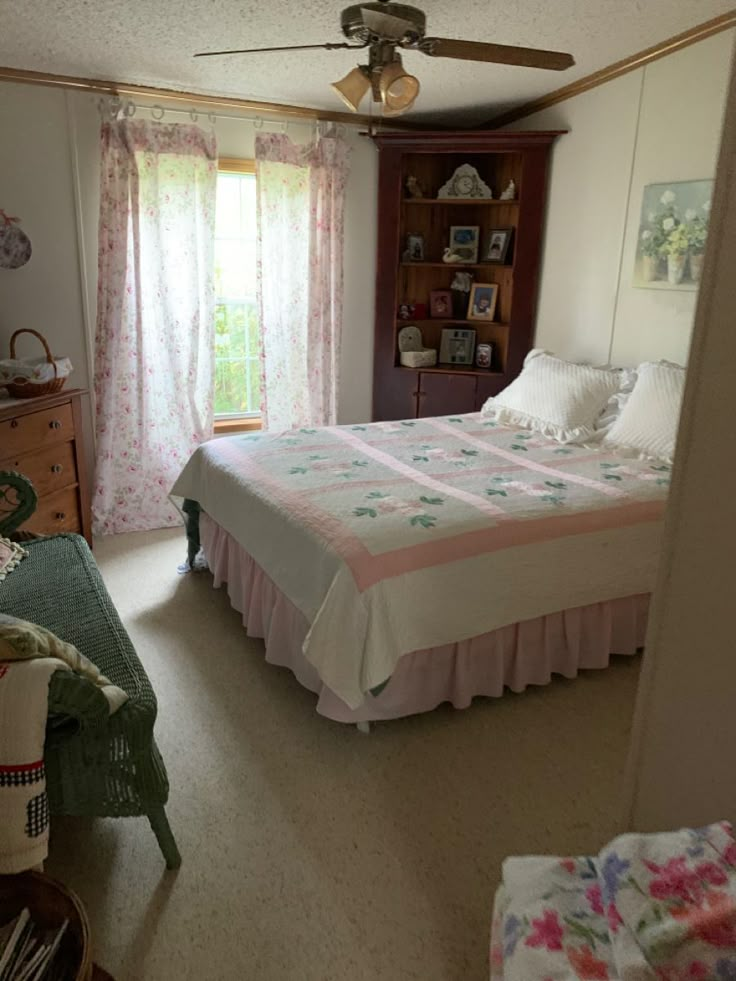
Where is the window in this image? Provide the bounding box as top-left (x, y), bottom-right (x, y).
top-left (214, 158), bottom-right (260, 419)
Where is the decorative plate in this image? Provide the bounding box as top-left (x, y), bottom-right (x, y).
top-left (0, 211), bottom-right (32, 269)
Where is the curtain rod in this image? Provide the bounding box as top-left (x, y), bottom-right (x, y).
top-left (0, 64), bottom-right (408, 130)
top-left (100, 96), bottom-right (326, 130)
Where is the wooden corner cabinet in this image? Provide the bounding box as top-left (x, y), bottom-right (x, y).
top-left (0, 389), bottom-right (92, 546)
top-left (371, 130), bottom-right (564, 420)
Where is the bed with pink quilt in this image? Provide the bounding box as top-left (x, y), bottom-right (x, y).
top-left (171, 413), bottom-right (669, 723)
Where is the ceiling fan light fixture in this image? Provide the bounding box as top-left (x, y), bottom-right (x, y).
top-left (379, 57), bottom-right (420, 113)
top-left (381, 102), bottom-right (411, 118)
top-left (330, 65), bottom-right (372, 112)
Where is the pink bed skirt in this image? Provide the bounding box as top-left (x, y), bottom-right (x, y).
top-left (200, 513), bottom-right (649, 724)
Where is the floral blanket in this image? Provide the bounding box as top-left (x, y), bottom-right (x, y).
top-left (491, 822), bottom-right (736, 980)
top-left (172, 414), bottom-right (668, 708)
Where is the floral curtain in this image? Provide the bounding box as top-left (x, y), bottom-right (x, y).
top-left (93, 119), bottom-right (217, 534)
top-left (255, 132), bottom-right (351, 431)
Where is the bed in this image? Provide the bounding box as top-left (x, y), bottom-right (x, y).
top-left (171, 412), bottom-right (669, 723)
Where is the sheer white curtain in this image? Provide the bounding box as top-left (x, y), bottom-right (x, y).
top-left (255, 132), bottom-right (351, 430)
top-left (93, 119), bottom-right (217, 534)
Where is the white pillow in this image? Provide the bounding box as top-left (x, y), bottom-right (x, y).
top-left (481, 349), bottom-right (624, 444)
top-left (602, 361), bottom-right (685, 462)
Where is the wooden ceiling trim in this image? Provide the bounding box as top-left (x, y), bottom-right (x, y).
top-left (483, 11), bottom-right (736, 129)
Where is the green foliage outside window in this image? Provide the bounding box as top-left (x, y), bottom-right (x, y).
top-left (214, 300), bottom-right (261, 416)
top-left (214, 170), bottom-right (259, 417)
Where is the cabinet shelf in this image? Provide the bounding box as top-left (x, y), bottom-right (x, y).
top-left (400, 262), bottom-right (513, 270)
top-left (396, 318), bottom-right (510, 328)
top-left (402, 198), bottom-right (519, 206)
top-left (398, 364), bottom-right (505, 377)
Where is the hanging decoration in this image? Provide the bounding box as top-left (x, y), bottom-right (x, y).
top-left (0, 210), bottom-right (32, 269)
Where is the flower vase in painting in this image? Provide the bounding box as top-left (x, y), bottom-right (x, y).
top-left (634, 180), bottom-right (713, 290)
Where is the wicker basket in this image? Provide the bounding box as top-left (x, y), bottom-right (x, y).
top-left (5, 329), bottom-right (67, 399)
top-left (0, 870), bottom-right (92, 980)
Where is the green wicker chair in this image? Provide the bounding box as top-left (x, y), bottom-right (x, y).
top-left (0, 471), bottom-right (180, 869)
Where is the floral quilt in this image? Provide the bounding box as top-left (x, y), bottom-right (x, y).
top-left (491, 822), bottom-right (736, 980)
top-left (172, 414), bottom-right (668, 708)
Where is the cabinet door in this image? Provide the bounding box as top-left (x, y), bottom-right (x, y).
top-left (373, 369), bottom-right (419, 421)
top-left (417, 373), bottom-right (477, 418)
top-left (474, 374), bottom-right (508, 411)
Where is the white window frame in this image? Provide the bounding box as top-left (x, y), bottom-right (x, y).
top-left (214, 157), bottom-right (260, 431)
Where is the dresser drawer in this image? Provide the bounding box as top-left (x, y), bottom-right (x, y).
top-left (19, 486), bottom-right (81, 536)
top-left (0, 402), bottom-right (74, 456)
top-left (0, 441), bottom-right (78, 498)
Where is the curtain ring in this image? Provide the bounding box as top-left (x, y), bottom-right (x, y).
top-left (124, 100), bottom-right (136, 118)
top-left (253, 117), bottom-right (263, 129)
top-left (150, 105), bottom-right (165, 121)
top-left (208, 111), bottom-right (217, 125)
top-left (107, 96), bottom-right (122, 119)
top-left (189, 109), bottom-right (199, 122)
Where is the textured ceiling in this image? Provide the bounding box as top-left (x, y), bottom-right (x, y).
top-left (0, 0), bottom-right (733, 125)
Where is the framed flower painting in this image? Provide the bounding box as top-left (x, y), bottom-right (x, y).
top-left (634, 180), bottom-right (713, 290)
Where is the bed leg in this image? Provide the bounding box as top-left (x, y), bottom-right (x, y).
top-left (356, 721), bottom-right (371, 734)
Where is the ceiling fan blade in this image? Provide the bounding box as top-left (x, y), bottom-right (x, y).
top-left (420, 37), bottom-right (574, 71)
top-left (194, 42), bottom-right (362, 58)
top-left (361, 7), bottom-right (418, 39)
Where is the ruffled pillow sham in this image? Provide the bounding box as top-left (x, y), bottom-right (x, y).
top-left (480, 349), bottom-right (626, 444)
top-left (602, 360), bottom-right (685, 462)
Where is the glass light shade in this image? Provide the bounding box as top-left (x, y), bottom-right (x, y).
top-left (382, 101), bottom-right (413, 118)
top-left (331, 67), bottom-right (371, 112)
top-left (379, 60), bottom-right (420, 112)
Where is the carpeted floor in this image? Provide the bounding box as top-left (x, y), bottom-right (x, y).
top-left (46, 528), bottom-right (641, 981)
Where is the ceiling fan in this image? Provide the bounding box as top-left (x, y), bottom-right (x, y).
top-left (194, 1), bottom-right (575, 117)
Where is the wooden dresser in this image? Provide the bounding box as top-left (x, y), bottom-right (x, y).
top-left (0, 389), bottom-right (92, 545)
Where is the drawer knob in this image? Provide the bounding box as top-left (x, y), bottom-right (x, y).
top-left (55, 512), bottom-right (66, 520)
top-left (51, 464), bottom-right (63, 474)
top-left (10, 419), bottom-right (19, 428)
top-left (49, 420), bottom-right (62, 430)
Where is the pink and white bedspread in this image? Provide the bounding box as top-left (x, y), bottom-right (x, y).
top-left (172, 413), bottom-right (668, 709)
top-left (490, 821), bottom-right (736, 980)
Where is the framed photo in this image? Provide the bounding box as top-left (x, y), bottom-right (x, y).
top-left (404, 233), bottom-right (425, 262)
top-left (429, 290), bottom-right (453, 319)
top-left (476, 343), bottom-right (493, 368)
top-left (485, 227), bottom-right (513, 264)
top-left (439, 327), bottom-right (476, 366)
top-left (449, 225), bottom-right (479, 263)
top-left (397, 302), bottom-right (427, 320)
top-left (467, 283), bottom-right (499, 321)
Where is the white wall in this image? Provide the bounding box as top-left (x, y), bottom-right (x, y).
top-left (0, 82), bottom-right (378, 485)
top-left (507, 29), bottom-right (735, 367)
top-left (623, 52), bottom-right (736, 830)
top-left (0, 85), bottom-right (96, 471)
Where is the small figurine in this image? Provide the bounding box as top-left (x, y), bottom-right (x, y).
top-left (450, 270), bottom-right (474, 293)
top-left (450, 269), bottom-right (474, 317)
top-left (500, 179), bottom-right (517, 201)
top-left (442, 247), bottom-right (466, 264)
top-left (405, 175), bottom-right (425, 199)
